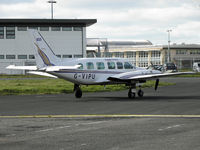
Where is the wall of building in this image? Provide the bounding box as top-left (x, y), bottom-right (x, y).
top-left (0, 26), bottom-right (86, 74)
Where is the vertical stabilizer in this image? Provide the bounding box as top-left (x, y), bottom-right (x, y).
top-left (29, 29), bottom-right (61, 69)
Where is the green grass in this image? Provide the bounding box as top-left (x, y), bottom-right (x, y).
top-left (0, 78), bottom-right (174, 96)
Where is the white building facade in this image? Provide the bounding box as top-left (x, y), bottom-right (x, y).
top-left (0, 19), bottom-right (96, 74)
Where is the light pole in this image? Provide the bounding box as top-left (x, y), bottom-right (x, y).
top-left (47, 0), bottom-right (57, 19)
top-left (167, 29), bottom-right (172, 63)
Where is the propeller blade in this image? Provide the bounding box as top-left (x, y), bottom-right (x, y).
top-left (155, 79), bottom-right (159, 91)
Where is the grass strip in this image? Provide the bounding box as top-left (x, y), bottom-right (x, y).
top-left (0, 78), bottom-right (174, 96)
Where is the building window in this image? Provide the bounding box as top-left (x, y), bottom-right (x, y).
top-left (40, 27), bottom-right (49, 31)
top-left (28, 27), bottom-right (38, 30)
top-left (74, 55), bottom-right (83, 58)
top-left (17, 27), bottom-right (27, 31)
top-left (107, 62), bottom-right (115, 69)
top-left (73, 27), bottom-right (82, 31)
top-left (56, 55), bottom-right (61, 58)
top-left (0, 26), bottom-right (4, 39)
top-left (176, 50), bottom-right (187, 55)
top-left (103, 52), bottom-right (113, 57)
top-left (114, 52), bottom-right (124, 58)
top-left (18, 55), bottom-right (27, 59)
top-left (86, 62), bottom-right (94, 70)
top-left (63, 55), bottom-right (72, 58)
top-left (139, 51), bottom-right (148, 67)
top-left (29, 55), bottom-right (35, 59)
top-left (0, 55), bottom-right (4, 59)
top-left (51, 27), bottom-right (60, 31)
top-left (6, 55), bottom-right (15, 59)
top-left (62, 27), bottom-right (72, 31)
top-left (96, 62), bottom-right (105, 70)
top-left (6, 27), bottom-right (15, 39)
top-left (190, 50), bottom-right (200, 55)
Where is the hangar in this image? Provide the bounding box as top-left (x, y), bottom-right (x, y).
top-left (0, 19), bottom-right (96, 74)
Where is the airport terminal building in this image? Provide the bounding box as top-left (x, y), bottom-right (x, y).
top-left (0, 19), bottom-right (96, 74)
top-left (87, 39), bottom-right (200, 69)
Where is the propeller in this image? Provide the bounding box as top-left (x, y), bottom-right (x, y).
top-left (155, 79), bottom-right (159, 91)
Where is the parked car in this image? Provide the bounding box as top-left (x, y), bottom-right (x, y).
top-left (147, 64), bottom-right (164, 72)
top-left (163, 63), bottom-right (178, 72)
top-left (193, 62), bottom-right (200, 72)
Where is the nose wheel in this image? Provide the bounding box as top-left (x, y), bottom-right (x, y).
top-left (74, 84), bottom-right (82, 98)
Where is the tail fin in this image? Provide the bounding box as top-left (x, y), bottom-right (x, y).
top-left (29, 29), bottom-right (61, 69)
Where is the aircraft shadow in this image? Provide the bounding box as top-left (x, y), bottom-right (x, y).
top-left (79, 95), bottom-right (200, 102)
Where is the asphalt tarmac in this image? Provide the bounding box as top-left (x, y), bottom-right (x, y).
top-left (0, 77), bottom-right (200, 150)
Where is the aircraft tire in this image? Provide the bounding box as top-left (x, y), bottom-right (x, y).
top-left (75, 88), bottom-right (82, 98)
top-left (138, 89), bottom-right (144, 97)
top-left (128, 89), bottom-right (135, 99)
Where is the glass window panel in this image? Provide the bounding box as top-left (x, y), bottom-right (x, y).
top-left (6, 55), bottom-right (15, 59)
top-left (96, 62), bottom-right (105, 70)
top-left (78, 63), bottom-right (83, 70)
top-left (56, 55), bottom-right (61, 58)
top-left (40, 27), bottom-right (49, 31)
top-left (18, 55), bottom-right (27, 59)
top-left (51, 27), bottom-right (60, 31)
top-left (28, 27), bottom-right (38, 30)
top-left (107, 62), bottom-right (115, 69)
top-left (74, 55), bottom-right (83, 58)
top-left (86, 62), bottom-right (94, 70)
top-left (117, 62), bottom-right (123, 69)
top-left (0, 26), bottom-right (4, 39)
top-left (62, 27), bottom-right (72, 31)
top-left (17, 27), bottom-right (27, 31)
top-left (0, 55), bottom-right (4, 59)
top-left (124, 62), bottom-right (133, 69)
top-left (63, 55), bottom-right (72, 58)
top-left (6, 26), bottom-right (15, 39)
top-left (29, 55), bottom-right (35, 59)
top-left (73, 27), bottom-right (82, 31)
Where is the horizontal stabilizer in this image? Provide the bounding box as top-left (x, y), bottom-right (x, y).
top-left (42, 65), bottom-right (81, 71)
top-left (27, 71), bottom-right (58, 78)
top-left (6, 65), bottom-right (37, 70)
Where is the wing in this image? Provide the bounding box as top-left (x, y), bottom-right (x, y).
top-left (108, 71), bottom-right (195, 82)
top-left (6, 65), bottom-right (37, 70)
top-left (41, 65), bottom-right (81, 71)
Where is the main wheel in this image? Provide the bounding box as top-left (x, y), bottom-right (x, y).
top-left (138, 89), bottom-right (144, 97)
top-left (128, 89), bottom-right (136, 99)
top-left (75, 88), bottom-right (82, 98)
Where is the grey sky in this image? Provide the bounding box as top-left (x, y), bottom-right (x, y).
top-left (0, 0), bottom-right (199, 44)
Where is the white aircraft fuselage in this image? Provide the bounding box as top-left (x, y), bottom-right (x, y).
top-left (48, 57), bottom-right (160, 85)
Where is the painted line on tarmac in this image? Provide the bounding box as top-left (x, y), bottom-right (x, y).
top-left (0, 114), bottom-right (200, 118)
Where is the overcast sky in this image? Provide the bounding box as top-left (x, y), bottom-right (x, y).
top-left (0, 0), bottom-right (200, 45)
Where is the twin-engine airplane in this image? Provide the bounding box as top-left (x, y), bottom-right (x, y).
top-left (7, 30), bottom-right (194, 98)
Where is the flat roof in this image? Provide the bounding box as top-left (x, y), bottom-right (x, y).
top-left (0, 19), bottom-right (97, 27)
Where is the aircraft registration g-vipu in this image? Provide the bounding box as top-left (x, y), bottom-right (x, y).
top-left (7, 30), bottom-right (194, 98)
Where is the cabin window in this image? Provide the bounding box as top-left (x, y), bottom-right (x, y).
top-left (117, 62), bottom-right (123, 69)
top-left (96, 62), bottom-right (105, 70)
top-left (78, 63), bottom-right (83, 70)
top-left (107, 62), bottom-right (115, 69)
top-left (124, 62), bottom-right (133, 69)
top-left (86, 62), bottom-right (94, 70)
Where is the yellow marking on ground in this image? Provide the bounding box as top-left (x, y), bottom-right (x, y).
top-left (0, 114), bottom-right (200, 118)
